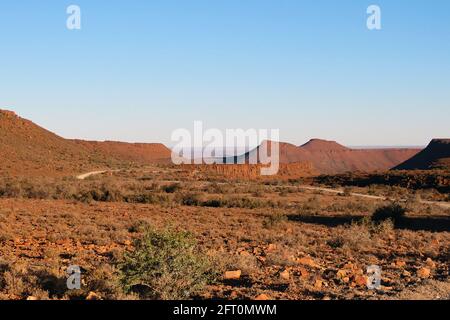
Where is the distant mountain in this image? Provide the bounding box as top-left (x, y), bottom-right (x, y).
top-left (0, 109), bottom-right (426, 177)
top-left (72, 140), bottom-right (172, 164)
top-left (0, 110), bottom-right (99, 176)
top-left (0, 110), bottom-right (172, 177)
top-left (393, 139), bottom-right (450, 170)
top-left (300, 139), bottom-right (349, 152)
top-left (234, 139), bottom-right (421, 174)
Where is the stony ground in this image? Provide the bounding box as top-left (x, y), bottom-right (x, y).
top-left (0, 166), bottom-right (449, 300)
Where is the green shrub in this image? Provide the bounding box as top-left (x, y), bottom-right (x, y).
top-left (118, 228), bottom-right (214, 300)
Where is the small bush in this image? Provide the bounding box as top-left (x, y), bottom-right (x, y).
top-left (341, 187), bottom-right (352, 197)
top-left (118, 228), bottom-right (214, 300)
top-left (161, 183), bottom-right (181, 194)
top-left (372, 203), bottom-right (407, 224)
top-left (327, 236), bottom-right (345, 249)
top-left (330, 223), bottom-right (372, 252)
top-left (180, 193), bottom-right (202, 206)
top-left (205, 183), bottom-right (228, 194)
top-left (263, 213), bottom-right (287, 228)
top-left (128, 220), bottom-right (151, 233)
top-left (224, 197), bottom-right (266, 209)
top-left (127, 193), bottom-right (170, 205)
top-left (202, 199), bottom-right (224, 208)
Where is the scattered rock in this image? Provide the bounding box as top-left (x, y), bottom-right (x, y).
top-left (255, 294), bottom-right (271, 301)
top-left (224, 270), bottom-right (242, 280)
top-left (343, 262), bottom-right (354, 270)
top-left (314, 279), bottom-right (323, 289)
top-left (257, 256), bottom-right (266, 264)
top-left (395, 260), bottom-right (406, 268)
top-left (26, 296), bottom-right (39, 301)
top-left (355, 275), bottom-right (368, 287)
top-left (280, 270), bottom-right (290, 280)
top-left (299, 267), bottom-right (309, 279)
top-left (86, 291), bottom-right (101, 300)
top-left (296, 257), bottom-right (318, 268)
top-left (402, 270), bottom-right (411, 277)
top-left (336, 269), bottom-right (347, 280)
top-left (417, 267), bottom-right (431, 279)
top-left (425, 258), bottom-right (436, 269)
top-left (267, 244), bottom-right (277, 252)
top-left (239, 250), bottom-right (251, 257)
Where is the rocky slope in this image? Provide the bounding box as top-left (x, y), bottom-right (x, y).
top-left (0, 110), bottom-right (172, 177)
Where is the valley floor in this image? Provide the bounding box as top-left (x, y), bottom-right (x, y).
top-left (0, 167), bottom-right (449, 300)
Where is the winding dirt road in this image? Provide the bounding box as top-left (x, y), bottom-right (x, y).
top-left (75, 170), bottom-right (450, 209)
top-left (76, 170), bottom-right (108, 180)
top-left (298, 185), bottom-right (450, 209)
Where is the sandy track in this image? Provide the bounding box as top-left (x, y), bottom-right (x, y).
top-left (298, 185), bottom-right (450, 209)
top-left (75, 170), bottom-right (450, 208)
top-left (76, 170), bottom-right (108, 180)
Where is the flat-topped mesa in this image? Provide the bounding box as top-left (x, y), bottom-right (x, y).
top-left (429, 138), bottom-right (450, 147)
top-left (239, 138), bottom-right (421, 174)
top-left (71, 140), bottom-right (172, 163)
top-left (300, 139), bottom-right (349, 152)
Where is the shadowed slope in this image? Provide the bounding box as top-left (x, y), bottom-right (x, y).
top-left (394, 139), bottom-right (450, 170)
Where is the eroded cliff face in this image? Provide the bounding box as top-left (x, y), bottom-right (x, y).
top-left (180, 162), bottom-right (317, 180)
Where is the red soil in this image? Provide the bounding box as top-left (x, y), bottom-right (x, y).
top-left (0, 110), bottom-right (98, 177)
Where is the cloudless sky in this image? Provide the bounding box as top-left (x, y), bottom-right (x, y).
top-left (0, 0), bottom-right (449, 146)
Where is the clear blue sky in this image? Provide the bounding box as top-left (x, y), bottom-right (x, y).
top-left (1, 0), bottom-right (449, 146)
